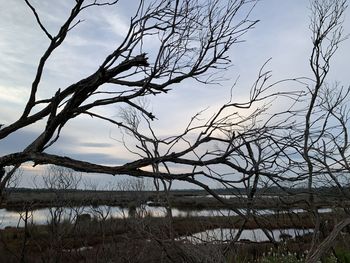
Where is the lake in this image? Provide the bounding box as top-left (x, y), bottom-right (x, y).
top-left (0, 205), bottom-right (332, 229)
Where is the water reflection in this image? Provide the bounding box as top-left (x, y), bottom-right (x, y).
top-left (178, 228), bottom-right (314, 243)
top-left (0, 206), bottom-right (333, 229)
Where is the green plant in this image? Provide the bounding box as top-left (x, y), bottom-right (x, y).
top-left (335, 248), bottom-right (350, 263)
top-left (259, 252), bottom-right (305, 263)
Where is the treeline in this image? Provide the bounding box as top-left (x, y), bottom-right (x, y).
top-left (4, 185), bottom-right (350, 196)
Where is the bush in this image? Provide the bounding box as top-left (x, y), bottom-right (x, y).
top-left (335, 248), bottom-right (350, 263)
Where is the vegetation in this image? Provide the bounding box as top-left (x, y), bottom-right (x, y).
top-left (0, 0), bottom-right (349, 262)
top-left (0, 210), bottom-right (350, 262)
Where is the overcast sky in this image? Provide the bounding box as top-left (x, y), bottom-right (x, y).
top-left (0, 0), bottom-right (349, 189)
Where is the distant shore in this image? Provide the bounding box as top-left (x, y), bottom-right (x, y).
top-left (1, 187), bottom-right (347, 211)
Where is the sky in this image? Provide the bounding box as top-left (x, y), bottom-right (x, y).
top-left (0, 0), bottom-right (349, 189)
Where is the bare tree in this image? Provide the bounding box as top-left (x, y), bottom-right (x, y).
top-left (0, 0), bottom-right (349, 262)
top-left (0, 0), bottom-right (258, 195)
top-left (114, 0), bottom-right (350, 261)
top-left (41, 165), bottom-right (82, 191)
top-left (300, 0), bottom-right (350, 261)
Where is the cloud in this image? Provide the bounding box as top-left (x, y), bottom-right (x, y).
top-left (96, 9), bottom-right (130, 39)
top-left (0, 1), bottom-right (349, 189)
top-left (0, 129), bottom-right (39, 155)
top-left (79, 142), bottom-right (112, 148)
top-left (42, 125), bottom-right (131, 166)
top-left (0, 85), bottom-right (28, 105)
top-left (0, 125), bottom-right (129, 166)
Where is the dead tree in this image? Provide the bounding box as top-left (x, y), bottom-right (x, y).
top-left (0, 0), bottom-right (258, 193)
top-left (302, 0), bottom-right (350, 262)
top-left (114, 0), bottom-right (350, 259)
top-left (0, 1), bottom-right (349, 261)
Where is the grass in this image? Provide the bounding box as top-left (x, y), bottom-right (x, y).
top-left (335, 248), bottom-right (350, 263)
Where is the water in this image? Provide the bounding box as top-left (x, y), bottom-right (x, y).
top-left (178, 228), bottom-right (314, 243)
top-left (0, 206), bottom-right (333, 229)
top-left (0, 206), bottom-right (244, 228)
top-left (0, 206), bottom-right (170, 228)
top-left (0, 206), bottom-right (324, 244)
